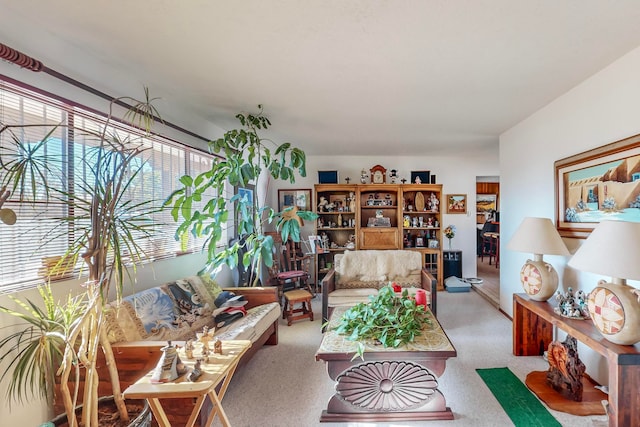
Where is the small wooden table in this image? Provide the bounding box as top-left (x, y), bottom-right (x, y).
top-left (315, 307), bottom-right (457, 422)
top-left (123, 340), bottom-right (251, 427)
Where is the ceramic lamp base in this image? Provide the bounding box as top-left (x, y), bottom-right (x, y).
top-left (587, 280), bottom-right (640, 345)
top-left (519, 259), bottom-right (559, 301)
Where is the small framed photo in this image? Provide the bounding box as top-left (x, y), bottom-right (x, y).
top-left (329, 194), bottom-right (347, 211)
top-left (428, 239), bottom-right (439, 248)
top-left (446, 194), bottom-right (467, 214)
top-left (308, 235), bottom-right (325, 253)
top-left (415, 237), bottom-right (425, 247)
top-left (278, 188), bottom-right (312, 211)
top-left (318, 170), bottom-right (339, 184)
top-left (410, 170), bottom-right (430, 185)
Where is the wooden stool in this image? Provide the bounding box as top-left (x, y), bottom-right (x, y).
top-left (283, 289), bottom-right (314, 326)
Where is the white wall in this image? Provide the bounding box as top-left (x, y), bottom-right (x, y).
top-left (267, 153), bottom-right (500, 279)
top-left (500, 45), bottom-right (640, 385)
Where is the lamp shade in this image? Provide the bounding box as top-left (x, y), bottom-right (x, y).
top-left (568, 220), bottom-right (640, 281)
top-left (568, 220), bottom-right (640, 345)
top-left (507, 217), bottom-right (569, 301)
top-left (507, 217), bottom-right (570, 256)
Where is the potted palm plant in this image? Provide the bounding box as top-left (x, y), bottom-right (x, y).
top-left (0, 89), bottom-right (162, 426)
top-left (166, 105), bottom-right (316, 286)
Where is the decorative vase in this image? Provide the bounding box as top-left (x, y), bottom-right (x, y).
top-left (447, 238), bottom-right (452, 250)
top-left (519, 256), bottom-right (559, 301)
top-left (587, 280), bottom-right (640, 345)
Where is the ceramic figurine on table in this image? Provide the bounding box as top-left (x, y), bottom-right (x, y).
top-left (150, 341), bottom-right (188, 383)
top-left (185, 339), bottom-right (195, 359)
top-left (187, 359), bottom-right (203, 382)
top-left (213, 338), bottom-right (222, 355)
top-left (198, 325), bottom-right (213, 354)
top-left (202, 347), bottom-right (210, 363)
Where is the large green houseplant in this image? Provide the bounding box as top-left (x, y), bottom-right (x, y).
top-left (166, 105), bottom-right (316, 285)
top-left (0, 90), bottom-right (163, 426)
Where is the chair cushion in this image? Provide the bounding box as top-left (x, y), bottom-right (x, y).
top-left (277, 270), bottom-right (307, 280)
top-left (327, 288), bottom-right (379, 308)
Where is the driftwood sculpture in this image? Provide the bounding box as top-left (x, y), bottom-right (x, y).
top-left (546, 335), bottom-right (586, 401)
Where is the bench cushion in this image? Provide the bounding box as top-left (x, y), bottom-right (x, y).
top-left (214, 302), bottom-right (281, 341)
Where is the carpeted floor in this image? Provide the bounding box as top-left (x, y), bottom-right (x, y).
top-left (212, 291), bottom-right (609, 427)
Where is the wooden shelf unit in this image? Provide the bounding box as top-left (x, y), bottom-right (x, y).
top-left (314, 183), bottom-right (443, 290)
top-left (513, 293), bottom-right (640, 427)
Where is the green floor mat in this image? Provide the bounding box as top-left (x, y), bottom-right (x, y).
top-left (476, 367), bottom-right (561, 427)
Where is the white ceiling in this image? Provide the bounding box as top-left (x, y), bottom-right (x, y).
top-left (2, 1), bottom-right (640, 156)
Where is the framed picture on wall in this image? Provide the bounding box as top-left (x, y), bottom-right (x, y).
top-left (555, 132), bottom-right (640, 238)
top-left (278, 188), bottom-right (312, 212)
top-left (446, 194), bottom-right (467, 214)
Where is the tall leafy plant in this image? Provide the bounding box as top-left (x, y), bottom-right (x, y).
top-left (166, 105), bottom-right (316, 285)
top-left (0, 89), bottom-right (163, 426)
top-left (0, 283), bottom-right (85, 407)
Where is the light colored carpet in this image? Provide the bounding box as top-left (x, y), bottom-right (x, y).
top-left (212, 291), bottom-right (608, 427)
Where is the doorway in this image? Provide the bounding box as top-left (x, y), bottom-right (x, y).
top-left (474, 178), bottom-right (499, 306)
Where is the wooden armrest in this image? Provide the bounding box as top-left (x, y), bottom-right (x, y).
top-left (321, 269), bottom-right (336, 294)
top-left (321, 269), bottom-right (336, 326)
top-left (222, 286), bottom-right (278, 309)
top-left (421, 268), bottom-right (437, 316)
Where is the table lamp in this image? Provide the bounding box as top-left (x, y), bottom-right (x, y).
top-left (568, 220), bottom-right (640, 345)
top-left (507, 217), bottom-right (570, 301)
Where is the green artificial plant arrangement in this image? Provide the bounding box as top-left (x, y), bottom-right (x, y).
top-left (166, 105), bottom-right (317, 285)
top-left (0, 89), bottom-right (163, 426)
top-left (332, 284), bottom-right (431, 360)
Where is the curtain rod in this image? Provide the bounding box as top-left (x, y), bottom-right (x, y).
top-left (0, 42), bottom-right (210, 143)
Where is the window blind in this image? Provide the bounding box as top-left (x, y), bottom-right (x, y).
top-left (0, 80), bottom-right (219, 293)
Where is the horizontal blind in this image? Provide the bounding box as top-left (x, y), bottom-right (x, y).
top-left (0, 80), bottom-right (219, 293)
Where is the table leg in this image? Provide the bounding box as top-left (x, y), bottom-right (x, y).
top-left (147, 398), bottom-right (171, 427)
top-left (201, 358), bottom-right (241, 426)
top-left (185, 395), bottom-right (207, 427)
top-left (203, 390), bottom-right (231, 427)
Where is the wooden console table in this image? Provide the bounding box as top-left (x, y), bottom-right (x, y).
top-left (513, 293), bottom-right (640, 427)
top-left (123, 340), bottom-right (251, 427)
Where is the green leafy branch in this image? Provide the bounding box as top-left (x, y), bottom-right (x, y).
top-left (332, 285), bottom-right (431, 360)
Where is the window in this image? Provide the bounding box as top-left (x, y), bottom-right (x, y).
top-left (0, 81), bottom-right (218, 292)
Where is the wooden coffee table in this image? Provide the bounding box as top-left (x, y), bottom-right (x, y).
top-left (315, 306), bottom-right (456, 422)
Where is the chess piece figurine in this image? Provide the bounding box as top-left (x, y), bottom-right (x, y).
top-left (185, 339), bottom-right (195, 359)
top-left (213, 338), bottom-right (222, 354)
top-left (187, 359), bottom-right (203, 382)
top-left (202, 347), bottom-right (210, 363)
top-left (199, 325), bottom-right (213, 353)
top-left (151, 341), bottom-right (188, 383)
